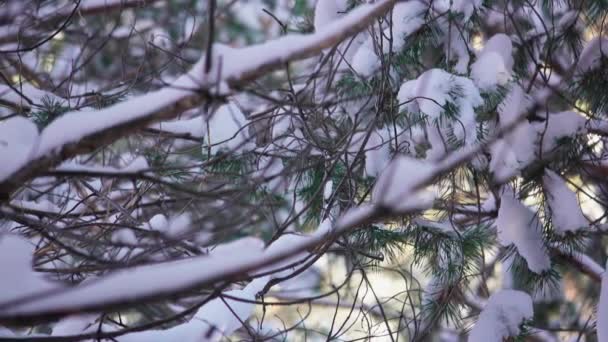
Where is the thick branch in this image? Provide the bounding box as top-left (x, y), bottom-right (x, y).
top-left (0, 0), bottom-right (398, 199)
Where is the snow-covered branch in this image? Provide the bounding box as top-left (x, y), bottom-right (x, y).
top-left (0, 0), bottom-right (397, 199)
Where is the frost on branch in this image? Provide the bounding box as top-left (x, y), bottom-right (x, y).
top-left (469, 290), bottom-right (533, 342)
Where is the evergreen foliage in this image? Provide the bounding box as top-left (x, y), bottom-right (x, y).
top-left (1, 0), bottom-right (608, 340)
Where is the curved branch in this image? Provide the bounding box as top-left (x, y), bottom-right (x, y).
top-left (0, 0), bottom-right (398, 200)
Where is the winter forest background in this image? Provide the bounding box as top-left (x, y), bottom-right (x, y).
top-left (1, 0), bottom-right (608, 341)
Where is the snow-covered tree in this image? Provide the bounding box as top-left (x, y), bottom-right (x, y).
top-left (1, 0), bottom-right (608, 340)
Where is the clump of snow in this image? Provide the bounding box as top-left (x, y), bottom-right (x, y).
top-left (0, 117), bottom-right (39, 182)
top-left (323, 179), bottom-right (333, 201)
top-left (542, 169), bottom-right (587, 234)
top-left (445, 29), bottom-right (471, 74)
top-left (399, 69), bottom-right (478, 121)
top-left (149, 28), bottom-right (171, 49)
top-left (314, 0), bottom-right (349, 31)
top-left (491, 103), bottom-right (588, 184)
top-left (274, 266), bottom-right (321, 298)
top-left (398, 69), bottom-right (483, 158)
top-left (490, 85), bottom-right (535, 181)
top-left (498, 85), bottom-right (533, 127)
top-left (348, 0), bottom-right (427, 76)
top-left (469, 290), bottom-right (533, 342)
top-left (372, 155), bottom-right (436, 212)
top-left (498, 93), bottom-right (536, 167)
top-left (112, 229), bottom-right (138, 245)
top-left (143, 213), bottom-right (191, 237)
top-left (434, 0), bottom-right (482, 21)
top-left (351, 43), bottom-right (380, 78)
top-left (488, 140), bottom-right (520, 182)
top-left (166, 213), bottom-right (191, 237)
top-left (504, 120), bottom-right (534, 167)
top-left (181, 16), bottom-right (199, 42)
top-left (491, 109), bottom-right (588, 182)
top-left (533, 111), bottom-right (587, 153)
top-left (471, 34), bottom-right (514, 91)
top-left (472, 53), bottom-right (511, 90)
top-left (483, 34), bottom-right (515, 68)
top-left (577, 37), bottom-right (608, 72)
top-left (0, 234), bottom-right (58, 304)
top-left (497, 189), bottom-right (551, 273)
top-left (254, 156), bottom-right (286, 193)
top-left (204, 102), bottom-right (252, 155)
top-left (192, 276), bottom-right (269, 339)
top-left (260, 219), bottom-right (332, 279)
top-left (232, 1), bottom-right (265, 30)
top-left (146, 214), bottom-right (169, 232)
top-left (388, 1), bottom-right (427, 52)
top-left (364, 130), bottom-right (391, 178)
top-left (270, 111), bottom-right (292, 140)
top-left (439, 329), bottom-right (460, 342)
